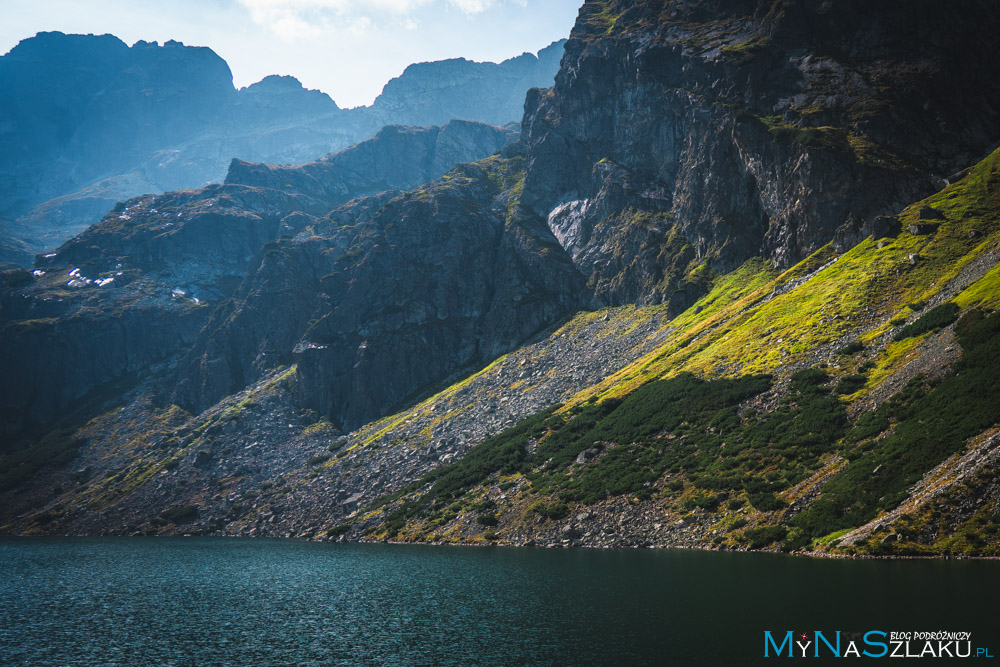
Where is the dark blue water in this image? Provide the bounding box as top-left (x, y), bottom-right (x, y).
top-left (1, 539), bottom-right (998, 665)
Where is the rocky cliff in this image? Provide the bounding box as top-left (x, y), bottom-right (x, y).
top-left (175, 152), bottom-right (583, 429)
top-left (520, 0), bottom-right (1000, 311)
top-left (225, 121), bottom-right (518, 202)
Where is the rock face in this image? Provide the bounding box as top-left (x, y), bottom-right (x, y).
top-left (175, 155), bottom-right (584, 430)
top-left (518, 0), bottom-right (1000, 311)
top-left (225, 121), bottom-right (518, 203)
top-left (0, 33), bottom-right (565, 264)
top-left (1, 120), bottom-right (517, 437)
top-left (0, 267), bottom-right (207, 436)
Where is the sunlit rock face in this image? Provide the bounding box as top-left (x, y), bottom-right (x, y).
top-left (519, 0), bottom-right (1000, 310)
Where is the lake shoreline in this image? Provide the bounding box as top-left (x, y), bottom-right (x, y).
top-left (6, 531), bottom-right (1000, 561)
top-left (334, 533), bottom-right (1000, 560)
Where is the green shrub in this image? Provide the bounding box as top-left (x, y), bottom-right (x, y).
top-left (33, 511), bottom-right (56, 526)
top-left (740, 526), bottom-right (788, 549)
top-left (476, 513), bottom-right (499, 526)
top-left (893, 302), bottom-right (959, 341)
top-left (747, 492), bottom-right (787, 512)
top-left (954, 309), bottom-right (986, 338)
top-left (682, 491), bottom-right (722, 511)
top-left (789, 367), bottom-right (829, 390)
top-left (793, 310), bottom-right (1000, 539)
top-left (782, 527), bottom-right (811, 551)
top-left (533, 501), bottom-right (569, 520)
top-left (362, 366), bottom-right (851, 534)
top-left (327, 522), bottom-right (352, 537)
top-left (472, 498), bottom-right (496, 513)
top-left (530, 373), bottom-right (772, 504)
top-left (835, 374), bottom-right (867, 395)
top-left (837, 341), bottom-right (865, 356)
top-left (727, 518), bottom-right (748, 532)
top-left (413, 407), bottom-right (559, 510)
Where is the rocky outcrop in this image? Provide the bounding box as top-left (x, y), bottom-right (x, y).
top-left (176, 156), bottom-right (584, 429)
top-left (518, 0), bottom-right (1000, 311)
top-left (0, 265), bottom-right (208, 437)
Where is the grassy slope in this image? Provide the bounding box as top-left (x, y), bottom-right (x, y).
top-left (355, 147), bottom-right (1000, 555)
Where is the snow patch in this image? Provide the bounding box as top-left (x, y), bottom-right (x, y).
top-left (546, 199), bottom-right (591, 257)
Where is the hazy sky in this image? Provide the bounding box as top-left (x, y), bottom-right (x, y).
top-left (1, 0), bottom-right (582, 108)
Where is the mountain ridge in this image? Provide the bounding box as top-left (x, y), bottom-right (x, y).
top-left (0, 31), bottom-right (566, 265)
top-left (1, 119), bottom-right (517, 436)
top-left (1, 0), bottom-right (1000, 559)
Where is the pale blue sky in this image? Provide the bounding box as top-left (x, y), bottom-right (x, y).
top-left (1, 0), bottom-right (582, 108)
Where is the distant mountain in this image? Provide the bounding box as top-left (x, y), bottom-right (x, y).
top-left (0, 119), bottom-right (516, 435)
top-left (370, 40), bottom-right (566, 127)
top-left (0, 32), bottom-right (565, 264)
top-left (0, 216), bottom-right (32, 267)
